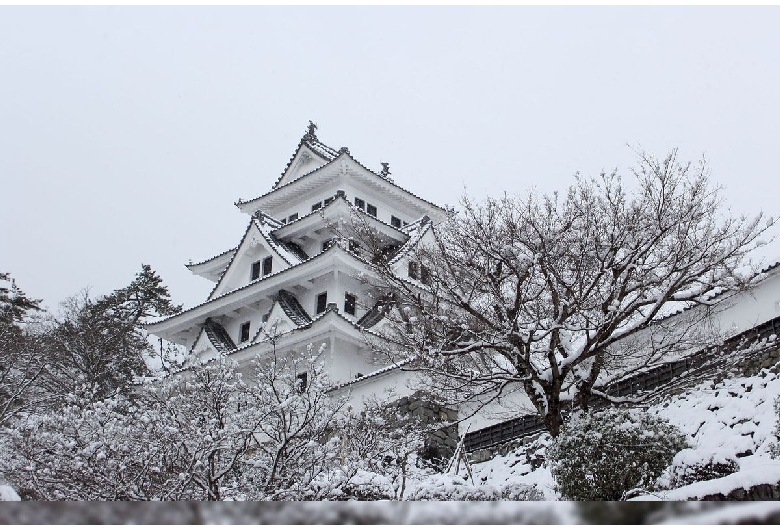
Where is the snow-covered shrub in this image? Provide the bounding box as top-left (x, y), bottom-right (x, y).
top-left (770, 397), bottom-right (780, 459)
top-left (667, 448), bottom-right (740, 488)
top-left (406, 474), bottom-right (543, 500)
top-left (546, 409), bottom-right (688, 500)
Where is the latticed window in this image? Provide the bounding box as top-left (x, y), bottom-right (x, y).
top-left (408, 261), bottom-right (419, 280)
top-left (316, 292), bottom-right (328, 314)
top-left (251, 260), bottom-right (262, 281)
top-left (239, 321), bottom-right (251, 343)
top-left (262, 256), bottom-right (273, 276)
top-left (344, 293), bottom-right (356, 315)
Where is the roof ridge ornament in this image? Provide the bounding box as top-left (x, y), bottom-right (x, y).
top-left (339, 146), bottom-right (350, 155)
top-left (304, 120), bottom-right (318, 141)
top-left (380, 162), bottom-right (390, 177)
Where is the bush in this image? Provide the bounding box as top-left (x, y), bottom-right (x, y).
top-left (770, 397), bottom-right (780, 459)
top-left (667, 449), bottom-right (740, 488)
top-left (406, 475), bottom-right (543, 500)
top-left (547, 409), bottom-right (688, 500)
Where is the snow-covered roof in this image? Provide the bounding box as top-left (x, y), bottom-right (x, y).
top-left (271, 125), bottom-right (341, 189)
top-left (236, 126), bottom-right (450, 220)
top-left (269, 192), bottom-right (410, 243)
top-left (388, 216), bottom-right (435, 265)
top-left (146, 242), bottom-right (378, 338)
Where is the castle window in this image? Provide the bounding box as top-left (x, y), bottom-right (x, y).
top-left (311, 201), bottom-right (322, 212)
top-left (344, 293), bottom-right (356, 315)
top-left (287, 213), bottom-right (298, 223)
top-left (391, 215), bottom-right (403, 229)
top-left (239, 321), bottom-right (251, 343)
top-left (251, 260), bottom-right (262, 281)
top-left (421, 265), bottom-right (431, 285)
top-left (262, 256), bottom-right (273, 276)
top-left (354, 197), bottom-right (365, 210)
top-left (296, 372), bottom-right (308, 393)
top-left (367, 203), bottom-right (377, 217)
top-left (348, 240), bottom-right (360, 254)
top-left (316, 292), bottom-right (328, 314)
top-left (408, 261), bottom-right (419, 280)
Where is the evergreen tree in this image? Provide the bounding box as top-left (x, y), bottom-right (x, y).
top-left (42, 265), bottom-right (181, 400)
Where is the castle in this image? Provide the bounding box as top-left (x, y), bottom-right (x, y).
top-left (146, 123), bottom-right (448, 407)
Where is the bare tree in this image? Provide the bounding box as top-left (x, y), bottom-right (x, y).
top-left (363, 150), bottom-right (774, 436)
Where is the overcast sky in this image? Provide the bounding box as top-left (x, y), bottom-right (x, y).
top-left (2, 6), bottom-right (779, 311)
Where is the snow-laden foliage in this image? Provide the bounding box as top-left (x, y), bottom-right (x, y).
top-left (666, 449), bottom-right (740, 489)
top-left (546, 408), bottom-right (688, 500)
top-left (405, 474), bottom-right (543, 500)
top-left (770, 397), bottom-right (780, 460)
top-left (326, 396), bottom-right (433, 500)
top-left (1, 344), bottom-right (440, 500)
top-left (360, 150), bottom-right (774, 436)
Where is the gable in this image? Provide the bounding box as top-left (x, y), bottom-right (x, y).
top-left (275, 142), bottom-right (337, 190)
top-left (208, 219), bottom-right (300, 301)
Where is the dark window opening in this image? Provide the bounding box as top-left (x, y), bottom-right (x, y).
top-left (251, 261), bottom-right (262, 281)
top-left (421, 265), bottom-right (431, 285)
top-left (348, 239), bottom-right (360, 253)
top-left (239, 321), bottom-right (251, 343)
top-left (261, 313), bottom-right (269, 323)
top-left (408, 261), bottom-right (419, 280)
top-left (324, 196), bottom-right (334, 206)
top-left (366, 203), bottom-right (377, 217)
top-left (311, 201), bottom-right (322, 212)
top-left (287, 213), bottom-right (298, 223)
top-left (391, 215), bottom-right (402, 229)
top-left (344, 293), bottom-right (356, 315)
top-left (316, 292), bottom-right (328, 314)
top-left (354, 197), bottom-right (365, 210)
top-left (262, 256), bottom-right (273, 276)
top-left (296, 372), bottom-right (308, 393)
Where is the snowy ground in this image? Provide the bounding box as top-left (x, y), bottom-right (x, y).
top-left (418, 367), bottom-right (780, 502)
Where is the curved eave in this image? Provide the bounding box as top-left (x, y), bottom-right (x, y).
top-left (145, 244), bottom-right (378, 339)
top-left (237, 153), bottom-right (450, 223)
top-left (270, 194), bottom-right (411, 244)
top-left (186, 247), bottom-right (237, 281)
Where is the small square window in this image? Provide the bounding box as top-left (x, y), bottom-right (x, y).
top-left (296, 372), bottom-right (308, 393)
top-left (251, 261), bottom-right (262, 281)
top-left (287, 213), bottom-right (298, 223)
top-left (311, 201), bottom-right (322, 212)
top-left (421, 265), bottom-right (431, 285)
top-left (316, 292), bottom-right (328, 314)
top-left (408, 261), bottom-right (419, 280)
top-left (367, 204), bottom-right (377, 217)
top-left (324, 196), bottom-right (334, 206)
top-left (239, 321), bottom-right (251, 343)
top-left (391, 215), bottom-right (402, 229)
top-left (354, 197), bottom-right (365, 210)
top-left (262, 256), bottom-right (273, 276)
top-left (344, 293), bottom-right (356, 315)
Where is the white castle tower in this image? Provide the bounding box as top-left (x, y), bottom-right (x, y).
top-left (146, 123), bottom-right (450, 405)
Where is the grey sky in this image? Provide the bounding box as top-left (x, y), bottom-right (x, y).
top-left (2, 6), bottom-right (779, 311)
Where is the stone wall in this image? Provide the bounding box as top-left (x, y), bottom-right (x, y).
top-left (733, 343), bottom-right (780, 378)
top-left (394, 392), bottom-right (459, 466)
